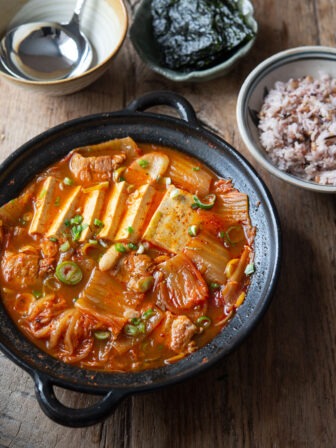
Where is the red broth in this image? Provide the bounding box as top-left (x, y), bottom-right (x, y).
top-left (0, 137), bottom-right (254, 372)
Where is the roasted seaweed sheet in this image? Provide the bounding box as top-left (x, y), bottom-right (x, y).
top-left (151, 0), bottom-right (255, 71)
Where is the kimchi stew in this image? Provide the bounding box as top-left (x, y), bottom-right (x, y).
top-left (0, 137), bottom-right (255, 372)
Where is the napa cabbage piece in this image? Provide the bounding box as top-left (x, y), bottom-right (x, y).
top-left (167, 152), bottom-right (212, 196)
top-left (75, 268), bottom-right (144, 338)
top-left (0, 184), bottom-right (35, 225)
top-left (155, 253), bottom-right (209, 312)
top-left (216, 190), bottom-right (251, 226)
top-left (124, 152), bottom-right (170, 187)
top-left (143, 185), bottom-right (198, 253)
top-left (183, 230), bottom-right (231, 284)
top-left (74, 137), bottom-right (142, 160)
top-left (221, 245), bottom-right (252, 306)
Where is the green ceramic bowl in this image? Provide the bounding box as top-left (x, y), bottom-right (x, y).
top-left (130, 0), bottom-right (258, 82)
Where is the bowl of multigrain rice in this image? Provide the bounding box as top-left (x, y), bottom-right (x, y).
top-left (236, 46), bottom-right (336, 193)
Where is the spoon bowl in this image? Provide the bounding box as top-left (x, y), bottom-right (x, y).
top-left (0, 0), bottom-right (92, 81)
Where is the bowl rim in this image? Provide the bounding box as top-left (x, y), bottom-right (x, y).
top-left (0, 0), bottom-right (128, 86)
top-left (236, 45), bottom-right (336, 193)
top-left (130, 0), bottom-right (258, 82)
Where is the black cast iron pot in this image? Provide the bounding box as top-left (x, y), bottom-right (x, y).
top-left (0, 91), bottom-right (281, 427)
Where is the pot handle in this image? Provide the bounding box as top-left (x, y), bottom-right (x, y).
top-left (34, 373), bottom-right (126, 427)
top-left (126, 91), bottom-right (199, 125)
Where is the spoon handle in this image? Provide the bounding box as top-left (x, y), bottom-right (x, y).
top-left (69, 0), bottom-right (88, 26)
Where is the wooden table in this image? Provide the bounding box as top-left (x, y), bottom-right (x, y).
top-left (0, 0), bottom-right (335, 446)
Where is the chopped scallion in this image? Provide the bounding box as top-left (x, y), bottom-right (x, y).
top-left (49, 237), bottom-right (58, 242)
top-left (32, 290), bottom-right (42, 299)
top-left (63, 177), bottom-right (73, 186)
top-left (94, 218), bottom-right (104, 228)
top-left (138, 159), bottom-right (149, 168)
top-left (94, 330), bottom-right (111, 340)
top-left (128, 242), bottom-right (138, 251)
top-left (188, 225), bottom-right (199, 237)
top-left (244, 263), bottom-right (255, 275)
top-left (196, 316), bottom-right (212, 327)
top-left (192, 166), bottom-right (200, 171)
top-left (60, 241), bottom-right (70, 252)
top-left (115, 242), bottom-right (127, 253)
top-left (192, 194), bottom-right (216, 210)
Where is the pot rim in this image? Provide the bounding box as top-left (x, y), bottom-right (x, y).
top-left (0, 91), bottom-right (281, 425)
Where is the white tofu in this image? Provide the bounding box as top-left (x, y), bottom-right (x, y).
top-left (29, 176), bottom-right (58, 235)
top-left (79, 188), bottom-right (106, 242)
top-left (114, 184), bottom-right (155, 242)
top-left (143, 185), bottom-right (197, 253)
top-left (46, 186), bottom-right (81, 238)
top-left (98, 181), bottom-right (128, 240)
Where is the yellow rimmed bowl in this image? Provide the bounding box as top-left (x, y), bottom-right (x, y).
top-left (0, 0), bottom-right (128, 95)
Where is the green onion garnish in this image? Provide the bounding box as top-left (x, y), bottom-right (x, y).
top-left (115, 242), bottom-right (127, 253)
top-left (94, 218), bottom-right (104, 228)
top-left (60, 241), bottom-right (70, 252)
top-left (196, 316), bottom-right (212, 327)
top-left (49, 237), bottom-right (58, 242)
top-left (192, 166), bottom-right (200, 171)
top-left (63, 177), bottom-right (73, 186)
top-left (192, 194), bottom-right (216, 210)
top-left (32, 290), bottom-right (42, 299)
top-left (70, 215), bottom-right (83, 225)
top-left (127, 242), bottom-right (138, 251)
top-left (188, 225), bottom-right (199, 237)
top-left (210, 283), bottom-right (220, 290)
top-left (244, 263), bottom-right (255, 275)
top-left (127, 226), bottom-right (134, 234)
top-left (138, 159), bottom-right (149, 168)
top-left (94, 330), bottom-right (111, 340)
top-left (55, 261), bottom-right (83, 285)
top-left (54, 196), bottom-right (61, 206)
top-left (142, 309), bottom-right (155, 320)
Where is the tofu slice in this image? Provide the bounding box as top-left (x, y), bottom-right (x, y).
top-left (79, 189), bottom-right (106, 242)
top-left (114, 184), bottom-right (155, 243)
top-left (46, 186), bottom-right (81, 238)
top-left (29, 176), bottom-right (58, 235)
top-left (143, 185), bottom-right (197, 253)
top-left (98, 181), bottom-right (128, 240)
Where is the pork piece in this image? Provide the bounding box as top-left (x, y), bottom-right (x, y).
top-left (118, 254), bottom-right (155, 292)
top-left (170, 315), bottom-right (197, 352)
top-left (1, 250), bottom-right (39, 287)
top-left (157, 312), bottom-right (197, 353)
top-left (69, 152), bottom-right (127, 183)
top-left (40, 238), bottom-right (58, 258)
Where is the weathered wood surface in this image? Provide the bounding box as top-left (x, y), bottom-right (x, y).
top-left (0, 0), bottom-right (335, 446)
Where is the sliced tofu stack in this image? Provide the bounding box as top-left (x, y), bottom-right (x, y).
top-left (46, 186), bottom-right (81, 238)
top-left (183, 230), bottom-right (231, 284)
top-left (29, 176), bottom-right (59, 235)
top-left (79, 188), bottom-right (106, 242)
top-left (115, 184), bottom-right (155, 243)
top-left (75, 268), bottom-right (144, 339)
top-left (98, 181), bottom-right (129, 241)
top-left (143, 185), bottom-right (197, 253)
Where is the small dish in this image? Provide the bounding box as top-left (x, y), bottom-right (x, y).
top-left (236, 46), bottom-right (336, 193)
top-left (130, 0), bottom-right (257, 82)
top-left (0, 0), bottom-right (128, 95)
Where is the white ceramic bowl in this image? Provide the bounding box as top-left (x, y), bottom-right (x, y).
top-left (130, 0), bottom-right (257, 82)
top-left (236, 46), bottom-right (336, 193)
top-left (0, 0), bottom-right (128, 95)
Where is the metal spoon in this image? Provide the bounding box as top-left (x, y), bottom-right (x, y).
top-left (0, 0), bottom-right (92, 81)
